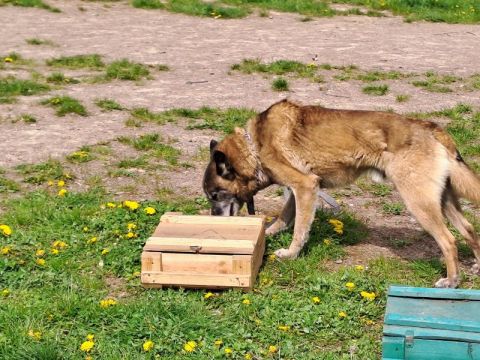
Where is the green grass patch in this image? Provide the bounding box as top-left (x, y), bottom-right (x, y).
top-left (0, 176), bottom-right (20, 193)
top-left (117, 156), bottom-right (149, 169)
top-left (46, 72), bottom-right (79, 85)
top-left (95, 98), bottom-right (124, 111)
top-left (118, 134), bottom-right (181, 166)
top-left (15, 159), bottom-right (64, 184)
top-left (105, 59), bottom-right (150, 81)
top-left (356, 70), bottom-right (407, 82)
top-left (41, 96), bottom-right (87, 117)
top-left (232, 58), bottom-right (319, 79)
top-left (395, 94), bottom-right (410, 103)
top-left (16, 113), bottom-right (38, 124)
top-left (0, 76), bottom-right (49, 103)
top-left (272, 77), bottom-right (289, 91)
top-left (0, 188), bottom-right (453, 358)
top-left (46, 54), bottom-right (105, 69)
top-left (411, 71), bottom-right (459, 93)
top-left (167, 0), bottom-right (249, 18)
top-left (382, 201), bottom-right (405, 215)
top-left (184, 107), bottom-right (256, 134)
top-left (25, 38), bottom-right (55, 46)
top-left (0, 0), bottom-right (60, 12)
top-left (362, 84), bottom-right (389, 96)
top-left (331, 0), bottom-right (480, 24)
top-left (66, 148), bottom-right (94, 163)
top-left (131, 0), bottom-right (164, 9)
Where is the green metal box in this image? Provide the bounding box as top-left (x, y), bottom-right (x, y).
top-left (383, 286), bottom-right (480, 360)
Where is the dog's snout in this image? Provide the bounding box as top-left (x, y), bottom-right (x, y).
top-left (211, 207), bottom-right (224, 216)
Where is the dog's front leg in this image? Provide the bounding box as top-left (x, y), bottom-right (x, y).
top-left (274, 176), bottom-right (318, 259)
top-left (265, 188), bottom-right (295, 236)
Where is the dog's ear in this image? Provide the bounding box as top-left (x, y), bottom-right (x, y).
top-left (209, 139), bottom-right (218, 153)
top-left (213, 150), bottom-right (235, 180)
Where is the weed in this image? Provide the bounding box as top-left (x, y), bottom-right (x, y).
top-left (132, 0), bottom-right (164, 9)
top-left (17, 114), bottom-right (37, 123)
top-left (0, 0), bottom-right (60, 12)
top-left (272, 77), bottom-right (289, 91)
top-left (95, 98), bottom-right (124, 111)
top-left (0, 77), bottom-right (49, 102)
top-left (362, 84), bottom-right (389, 96)
top-left (46, 72), bottom-right (79, 85)
top-left (46, 54), bottom-right (105, 69)
top-left (382, 201), bottom-right (405, 215)
top-left (105, 59), bottom-right (150, 81)
top-left (25, 38), bottom-right (55, 46)
top-left (395, 94), bottom-right (410, 103)
top-left (0, 176), bottom-right (20, 193)
top-left (41, 96), bottom-right (87, 117)
top-left (15, 159), bottom-right (64, 184)
top-left (117, 156), bottom-right (149, 169)
top-left (66, 149), bottom-right (94, 163)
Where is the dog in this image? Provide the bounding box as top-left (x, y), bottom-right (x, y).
top-left (203, 99), bottom-right (480, 288)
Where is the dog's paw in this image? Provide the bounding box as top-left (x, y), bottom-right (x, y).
top-left (471, 263), bottom-right (480, 275)
top-left (434, 277), bottom-right (459, 288)
top-left (274, 248), bottom-right (298, 259)
top-left (265, 222), bottom-right (285, 236)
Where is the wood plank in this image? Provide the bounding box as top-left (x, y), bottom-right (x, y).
top-left (388, 285), bottom-right (480, 301)
top-left (144, 237), bottom-right (255, 254)
top-left (160, 253), bottom-right (245, 274)
top-left (232, 255), bottom-right (251, 275)
top-left (141, 272), bottom-right (252, 288)
top-left (250, 231), bottom-right (266, 285)
top-left (160, 213), bottom-right (264, 226)
top-left (152, 223), bottom-right (261, 241)
top-left (141, 251), bottom-right (162, 272)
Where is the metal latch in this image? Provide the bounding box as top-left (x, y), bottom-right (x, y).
top-left (405, 330), bottom-right (414, 348)
top-left (190, 246), bottom-right (202, 253)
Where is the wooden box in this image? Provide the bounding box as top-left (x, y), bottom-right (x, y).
top-left (383, 286), bottom-right (480, 360)
top-left (141, 212), bottom-right (266, 290)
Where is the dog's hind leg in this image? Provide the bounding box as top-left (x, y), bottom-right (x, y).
top-left (442, 188), bottom-right (480, 275)
top-left (266, 189), bottom-right (296, 236)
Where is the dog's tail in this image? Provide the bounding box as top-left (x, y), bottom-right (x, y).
top-left (449, 153), bottom-right (480, 204)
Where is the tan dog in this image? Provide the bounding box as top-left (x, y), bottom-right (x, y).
top-left (203, 99), bottom-right (480, 288)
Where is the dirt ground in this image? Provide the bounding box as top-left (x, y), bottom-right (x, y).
top-left (1, 1), bottom-right (479, 270)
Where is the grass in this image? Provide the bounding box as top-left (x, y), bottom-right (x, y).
top-left (231, 59), bottom-right (320, 80)
top-left (95, 98), bottom-right (124, 111)
top-left (25, 38), bottom-right (56, 46)
top-left (362, 84), bottom-right (389, 96)
top-left (117, 156), bottom-right (149, 169)
top-left (272, 77), bottom-right (289, 91)
top-left (0, 186), bottom-right (460, 359)
top-left (46, 72), bottom-right (79, 85)
top-left (16, 114), bottom-right (38, 124)
top-left (105, 59), bottom-right (150, 81)
top-left (0, 77), bottom-right (49, 103)
top-left (118, 133), bottom-right (181, 166)
top-left (0, 0), bottom-right (60, 12)
top-left (395, 94), bottom-right (410, 103)
top-left (15, 159), bottom-right (64, 184)
top-left (131, 0), bottom-right (164, 9)
top-left (46, 54), bottom-right (105, 69)
top-left (382, 201), bottom-right (405, 216)
top-left (0, 176), bottom-right (20, 193)
top-left (411, 72), bottom-right (459, 93)
top-left (41, 96), bottom-right (87, 117)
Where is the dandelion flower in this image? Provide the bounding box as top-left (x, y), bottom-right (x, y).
top-left (28, 330), bottom-right (42, 341)
top-left (35, 249), bottom-right (45, 257)
top-left (268, 345), bottom-right (277, 353)
top-left (355, 265), bottom-right (365, 271)
top-left (4, 57), bottom-right (13, 63)
top-left (365, 319), bottom-right (375, 326)
top-left (244, 354), bottom-right (253, 359)
top-left (83, 226), bottom-right (89, 232)
top-left (339, 311), bottom-right (347, 318)
top-left (132, 271), bottom-right (141, 277)
top-left (47, 180), bottom-right (54, 186)
top-left (2, 288), bottom-right (10, 297)
top-left (58, 189), bottom-right (67, 197)
top-left (268, 254), bottom-right (276, 261)
top-left (51, 248), bottom-right (59, 255)
top-left (224, 347), bottom-right (233, 355)
top-left (323, 238), bottom-right (332, 245)
top-left (204, 292), bottom-right (214, 299)
top-left (278, 325), bottom-right (290, 331)
top-left (312, 296), bottom-right (321, 304)
top-left (86, 334), bottom-right (94, 341)
top-left (144, 207), bottom-right (156, 215)
top-left (123, 200), bottom-right (139, 211)
top-left (1, 246), bottom-right (12, 255)
top-left (87, 237), bottom-right (97, 245)
top-left (99, 298), bottom-right (117, 308)
top-left (106, 202), bottom-right (116, 208)
top-left (345, 282), bottom-right (355, 291)
top-left (127, 223), bottom-right (137, 230)
top-left (36, 258), bottom-right (46, 266)
top-left (101, 248), bottom-right (110, 256)
top-left (126, 232), bottom-right (136, 239)
top-left (184, 340), bottom-right (197, 352)
top-left (242, 299), bottom-right (251, 305)
top-left (360, 291), bottom-right (376, 301)
top-left (57, 180), bottom-right (65, 187)
top-left (0, 224), bottom-right (12, 236)
top-left (143, 340), bottom-right (154, 352)
top-left (52, 240), bottom-right (67, 249)
top-left (80, 340), bottom-right (94, 352)
top-left (214, 339), bottom-right (223, 347)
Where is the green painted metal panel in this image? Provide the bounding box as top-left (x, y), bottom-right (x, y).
top-left (382, 336), bottom-right (404, 360)
top-left (384, 325), bottom-right (480, 343)
top-left (404, 338), bottom-right (480, 360)
top-left (388, 286), bottom-right (480, 301)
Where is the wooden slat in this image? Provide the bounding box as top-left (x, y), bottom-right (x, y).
top-left (141, 251), bottom-right (162, 272)
top-left (141, 272), bottom-right (251, 289)
top-left (160, 253), bottom-right (239, 274)
top-left (160, 213), bottom-right (264, 226)
top-left (250, 231), bottom-right (266, 285)
top-left (144, 237), bottom-right (255, 254)
top-left (232, 255), bottom-right (251, 275)
top-left (152, 223), bottom-right (260, 240)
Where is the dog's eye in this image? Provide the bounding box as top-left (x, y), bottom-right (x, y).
top-left (211, 193), bottom-right (218, 201)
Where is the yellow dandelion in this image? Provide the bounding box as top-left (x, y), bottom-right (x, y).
top-left (52, 240), bottom-right (67, 249)
top-left (127, 223), bottom-right (137, 230)
top-left (278, 325), bottom-right (290, 331)
top-left (144, 207), bottom-right (156, 215)
top-left (268, 254), bottom-right (276, 261)
top-left (244, 353), bottom-right (253, 360)
top-left (126, 232), bottom-right (135, 239)
top-left (57, 180), bottom-right (65, 187)
top-left (224, 347), bottom-right (233, 355)
top-left (323, 238), bottom-right (332, 245)
top-left (312, 296), bottom-right (321, 304)
top-left (365, 319), bottom-right (375, 326)
top-left (87, 237), bottom-right (97, 245)
top-left (360, 291), bottom-right (376, 301)
top-left (0, 224), bottom-right (12, 236)
top-left (268, 345), bottom-right (277, 353)
top-left (132, 271), bottom-right (141, 277)
top-left (204, 292), bottom-right (214, 299)
top-left (4, 57), bottom-right (13, 63)
top-left (58, 188), bottom-right (67, 197)
top-left (106, 202), bottom-right (116, 208)
top-left (242, 298), bottom-right (251, 305)
top-left (1, 246), bottom-right (12, 255)
top-left (35, 249), bottom-right (45, 257)
top-left (80, 340), bottom-right (94, 352)
top-left (101, 248), bottom-right (110, 256)
top-left (28, 329), bottom-right (42, 341)
top-left (345, 282), bottom-right (355, 291)
top-left (2, 288), bottom-right (10, 297)
top-left (184, 340), bottom-right (197, 352)
top-left (143, 340), bottom-right (154, 352)
top-left (86, 334), bottom-right (94, 341)
top-left (355, 265), bottom-right (365, 271)
top-left (36, 258), bottom-right (46, 266)
top-left (123, 200), bottom-right (139, 211)
top-left (339, 311), bottom-right (347, 318)
top-left (99, 298), bottom-right (117, 308)
top-left (51, 248), bottom-right (59, 255)
top-left (214, 339), bottom-right (223, 347)
top-left (83, 226), bottom-right (89, 232)
top-left (47, 180), bottom-right (54, 186)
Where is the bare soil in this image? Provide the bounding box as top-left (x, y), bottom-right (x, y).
top-left (1, 1), bottom-right (479, 273)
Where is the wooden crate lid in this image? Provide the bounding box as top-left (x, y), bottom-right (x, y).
top-left (383, 286), bottom-right (480, 342)
top-left (143, 212), bottom-right (265, 255)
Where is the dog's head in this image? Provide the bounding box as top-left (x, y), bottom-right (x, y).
top-left (203, 139), bottom-right (256, 216)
